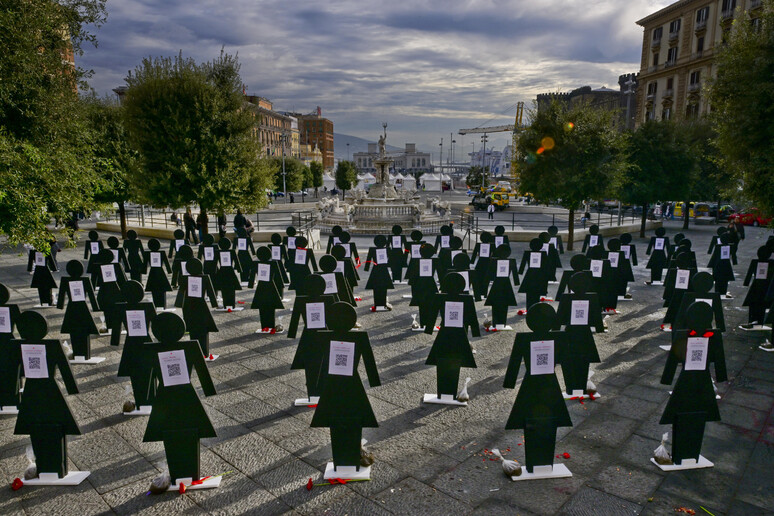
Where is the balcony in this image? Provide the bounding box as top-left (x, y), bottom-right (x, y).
top-left (694, 19), bottom-right (707, 33)
top-left (651, 37), bottom-right (662, 49)
top-left (692, 50), bottom-right (704, 59)
top-left (662, 88), bottom-right (674, 98)
top-left (647, 92), bottom-right (657, 101)
top-left (647, 65), bottom-right (658, 73)
top-left (688, 82), bottom-right (701, 92)
top-left (720, 9), bottom-right (734, 22)
top-left (664, 60), bottom-right (676, 69)
top-left (751, 0), bottom-right (761, 9)
top-left (668, 31), bottom-right (680, 42)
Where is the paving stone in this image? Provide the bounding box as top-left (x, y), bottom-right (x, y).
top-left (590, 464), bottom-right (663, 505)
top-left (572, 413), bottom-right (639, 448)
top-left (373, 477), bottom-right (470, 516)
top-left (558, 486), bottom-right (642, 515)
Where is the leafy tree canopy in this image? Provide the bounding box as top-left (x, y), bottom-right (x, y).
top-left (335, 160), bottom-right (358, 193)
top-left (310, 161), bottom-right (324, 189)
top-left (465, 166), bottom-right (488, 190)
top-left (269, 156), bottom-right (305, 193)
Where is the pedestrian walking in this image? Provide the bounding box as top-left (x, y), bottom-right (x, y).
top-left (487, 202), bottom-right (495, 220)
top-left (183, 208), bottom-right (198, 244)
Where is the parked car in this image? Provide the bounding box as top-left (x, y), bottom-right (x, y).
top-left (730, 208), bottom-right (772, 227)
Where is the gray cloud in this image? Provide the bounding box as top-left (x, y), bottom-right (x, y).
top-left (79, 0), bottom-right (670, 153)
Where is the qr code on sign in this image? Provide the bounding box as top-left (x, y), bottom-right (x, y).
top-left (334, 354), bottom-right (348, 367)
top-left (310, 312), bottom-right (320, 322)
top-left (0, 316), bottom-right (5, 326)
top-left (690, 349), bottom-right (703, 363)
top-left (449, 311), bottom-right (459, 321)
top-left (574, 309), bottom-right (584, 319)
top-left (167, 363), bottom-right (181, 377)
top-left (536, 353), bottom-right (548, 366)
top-left (29, 357), bottom-right (40, 370)
top-left (131, 320), bottom-right (141, 330)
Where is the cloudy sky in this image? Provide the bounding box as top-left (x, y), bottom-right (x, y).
top-left (80, 0), bottom-right (672, 158)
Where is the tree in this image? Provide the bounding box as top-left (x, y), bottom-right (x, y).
top-left (515, 99), bottom-right (627, 249)
top-left (465, 166), bottom-right (488, 190)
top-left (619, 120), bottom-right (697, 236)
top-left (122, 50), bottom-right (273, 234)
top-left (83, 95), bottom-right (139, 239)
top-left (708, 5), bottom-right (774, 217)
top-left (335, 160), bottom-right (358, 198)
top-left (0, 0), bottom-right (108, 251)
top-left (683, 120), bottom-right (735, 224)
top-left (270, 156), bottom-right (305, 194)
top-left (310, 161), bottom-right (324, 196)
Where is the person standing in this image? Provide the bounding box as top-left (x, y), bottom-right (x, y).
top-left (217, 212), bottom-right (227, 240)
top-left (196, 211), bottom-right (206, 242)
top-left (487, 202), bottom-right (495, 220)
top-left (233, 209), bottom-right (246, 235)
top-left (183, 208), bottom-right (198, 244)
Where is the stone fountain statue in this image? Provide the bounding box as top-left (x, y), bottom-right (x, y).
top-left (369, 124), bottom-right (398, 200)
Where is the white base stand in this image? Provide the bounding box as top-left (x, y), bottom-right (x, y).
top-left (402, 294), bottom-right (413, 299)
top-left (759, 343), bottom-right (774, 352)
top-left (22, 471), bottom-right (91, 486)
top-left (645, 281), bottom-right (664, 286)
top-left (240, 282), bottom-right (249, 287)
top-left (739, 324), bottom-right (771, 332)
top-left (294, 396), bottom-right (320, 406)
top-left (563, 390), bottom-right (601, 400)
top-left (659, 345), bottom-right (671, 351)
top-left (722, 295), bottom-right (733, 301)
top-left (157, 307), bottom-right (177, 313)
top-left (650, 455), bottom-right (713, 471)
top-left (123, 405), bottom-right (152, 416)
top-left (0, 406), bottom-right (19, 415)
top-left (603, 309), bottom-right (620, 315)
top-left (661, 326), bottom-right (672, 332)
top-left (411, 326), bottom-right (438, 332)
top-left (372, 306), bottom-right (391, 312)
top-left (70, 356), bottom-right (106, 364)
top-left (511, 463), bottom-right (572, 481)
top-left (323, 462), bottom-right (371, 480)
top-left (494, 324), bottom-right (513, 331)
top-left (168, 475), bottom-right (222, 491)
top-left (282, 298), bottom-right (291, 303)
top-left (33, 304), bottom-right (55, 309)
top-left (255, 328), bottom-right (285, 334)
top-left (205, 354), bottom-right (219, 362)
top-left (215, 306), bottom-right (244, 312)
top-left (423, 393), bottom-right (468, 406)
top-left (618, 296), bottom-right (633, 301)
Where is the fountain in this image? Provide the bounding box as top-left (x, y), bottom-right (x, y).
top-left (316, 124), bottom-right (451, 235)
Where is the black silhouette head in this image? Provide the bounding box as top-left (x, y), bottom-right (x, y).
top-left (148, 238), bottom-right (161, 252)
top-left (526, 303), bottom-right (556, 333)
top-left (328, 302), bottom-right (357, 333)
top-left (17, 311), bottom-right (48, 340)
top-left (319, 255), bottom-right (337, 272)
top-left (151, 312), bottom-right (186, 343)
top-left (66, 260), bottom-right (83, 277)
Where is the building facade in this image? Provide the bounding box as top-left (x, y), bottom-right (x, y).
top-left (243, 95), bottom-right (292, 158)
top-left (285, 108), bottom-right (334, 171)
top-left (353, 143), bottom-right (432, 176)
top-left (634, 0), bottom-right (763, 125)
top-left (536, 83), bottom-right (636, 129)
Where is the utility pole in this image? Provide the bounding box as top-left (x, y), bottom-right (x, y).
top-left (280, 132), bottom-right (288, 203)
top-left (439, 138), bottom-right (443, 174)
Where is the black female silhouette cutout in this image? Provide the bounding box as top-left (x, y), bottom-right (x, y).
top-left (181, 259), bottom-right (219, 360)
top-left (249, 246), bottom-right (285, 332)
top-left (214, 238), bottom-right (242, 310)
top-left (57, 260), bottom-right (101, 363)
top-left (387, 225), bottom-right (408, 283)
top-left (645, 227), bottom-right (670, 285)
top-left (0, 283), bottom-right (22, 413)
top-left (485, 244), bottom-right (520, 330)
top-left (364, 235), bottom-right (395, 310)
top-left (143, 238), bottom-right (173, 310)
top-left (123, 230), bottom-right (146, 282)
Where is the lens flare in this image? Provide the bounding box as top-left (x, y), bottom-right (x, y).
top-left (565, 122), bottom-right (575, 132)
top-left (541, 137), bottom-right (555, 150)
top-left (536, 147), bottom-right (545, 155)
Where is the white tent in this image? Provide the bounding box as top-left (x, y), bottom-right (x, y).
top-left (422, 173), bottom-right (442, 192)
top-left (441, 173), bottom-right (454, 191)
top-left (322, 173), bottom-right (336, 191)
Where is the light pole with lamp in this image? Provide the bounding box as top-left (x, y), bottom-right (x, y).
top-left (346, 142), bottom-right (350, 161)
top-left (280, 132), bottom-right (288, 203)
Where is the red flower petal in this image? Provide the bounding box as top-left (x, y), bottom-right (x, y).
top-left (209, 354), bottom-right (214, 360)
top-left (703, 331), bottom-right (714, 338)
top-left (179, 483), bottom-right (186, 494)
top-left (306, 478), bottom-right (314, 491)
top-left (689, 330), bottom-right (697, 336)
top-left (563, 452), bottom-right (571, 459)
top-left (11, 478), bottom-right (23, 491)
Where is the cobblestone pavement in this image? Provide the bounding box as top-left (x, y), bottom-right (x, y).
top-left (0, 221), bottom-right (772, 515)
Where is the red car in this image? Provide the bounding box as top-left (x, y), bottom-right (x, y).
top-left (730, 208), bottom-right (772, 227)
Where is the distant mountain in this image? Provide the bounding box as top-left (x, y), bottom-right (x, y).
top-left (333, 133), bottom-right (407, 161)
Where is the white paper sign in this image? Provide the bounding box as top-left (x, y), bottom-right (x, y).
top-left (150, 252), bottom-right (161, 268)
top-left (549, 237), bottom-right (558, 248)
top-left (608, 252), bottom-right (619, 268)
top-left (175, 239), bottom-right (184, 251)
top-left (257, 263), bottom-right (271, 282)
top-left (716, 237), bottom-right (722, 244)
top-left (237, 238), bottom-right (247, 251)
top-left (0, 307), bottom-right (11, 333)
top-left (459, 270), bottom-right (470, 292)
top-left (159, 350), bottom-right (190, 387)
top-left (21, 344), bottom-right (48, 379)
top-left (479, 243), bottom-right (490, 258)
top-left (590, 260), bottom-right (603, 278)
top-left (496, 260), bottom-right (509, 277)
top-left (272, 246), bottom-right (281, 260)
top-left (696, 298), bottom-right (712, 306)
top-left (685, 337), bottom-right (709, 371)
top-left (295, 249), bottom-right (307, 265)
top-left (35, 252), bottom-right (45, 267)
top-left (541, 243), bottom-right (550, 254)
top-left (376, 249), bottom-right (388, 265)
top-left (529, 252), bottom-right (542, 268)
top-left (204, 247), bottom-right (214, 261)
top-left (530, 340), bottom-right (554, 375)
top-left (335, 260), bottom-right (345, 273)
top-left (494, 236), bottom-right (504, 247)
top-left (589, 235), bottom-right (599, 247)
top-left (419, 259), bottom-right (432, 277)
top-left (654, 238), bottom-right (665, 250)
top-left (444, 301), bottom-right (464, 328)
top-left (322, 273), bottom-right (337, 294)
top-left (411, 245), bottom-right (421, 258)
top-left (126, 310), bottom-right (148, 337)
top-left (69, 281), bottom-right (86, 302)
top-left (287, 236), bottom-right (296, 249)
top-left (451, 250), bottom-right (462, 262)
top-left (756, 262), bottom-right (769, 280)
top-left (441, 235), bottom-right (450, 248)
top-left (180, 262), bottom-right (189, 276)
top-left (220, 251), bottom-right (232, 267)
top-left (187, 276), bottom-right (202, 298)
top-left (328, 340), bottom-right (355, 376)
top-left (101, 264), bottom-right (116, 282)
top-left (570, 300), bottom-right (590, 326)
top-left (332, 237), bottom-right (341, 245)
top-left (720, 246), bottom-right (731, 260)
top-left (111, 249), bottom-right (119, 263)
top-left (675, 269), bottom-right (690, 290)
top-left (392, 236), bottom-right (402, 248)
top-left (90, 242), bottom-right (99, 254)
top-left (306, 302), bottom-right (325, 329)
top-left (622, 245), bottom-right (631, 259)
top-left (342, 243), bottom-right (351, 258)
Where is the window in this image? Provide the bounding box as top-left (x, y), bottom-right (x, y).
top-left (653, 52), bottom-right (660, 66)
top-left (697, 36), bottom-right (704, 53)
top-left (647, 82), bottom-right (658, 96)
top-left (696, 7), bottom-right (709, 23)
top-left (721, 0), bottom-right (736, 11)
top-left (653, 27), bottom-right (663, 41)
top-left (666, 78), bottom-right (674, 91)
top-left (662, 107), bottom-right (672, 120)
top-left (751, 17), bottom-right (761, 31)
top-left (667, 47), bottom-right (678, 64)
top-left (669, 19), bottom-right (681, 33)
top-left (686, 103), bottom-right (700, 119)
top-left (690, 70), bottom-right (701, 85)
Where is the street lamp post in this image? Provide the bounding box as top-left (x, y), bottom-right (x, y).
top-left (280, 133), bottom-right (288, 203)
top-left (346, 142), bottom-right (350, 161)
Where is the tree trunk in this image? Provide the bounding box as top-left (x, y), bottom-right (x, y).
top-left (200, 211), bottom-right (209, 236)
top-left (118, 201), bottom-right (127, 240)
top-left (640, 203), bottom-right (648, 238)
top-left (682, 199), bottom-right (690, 229)
top-left (567, 208), bottom-right (575, 251)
